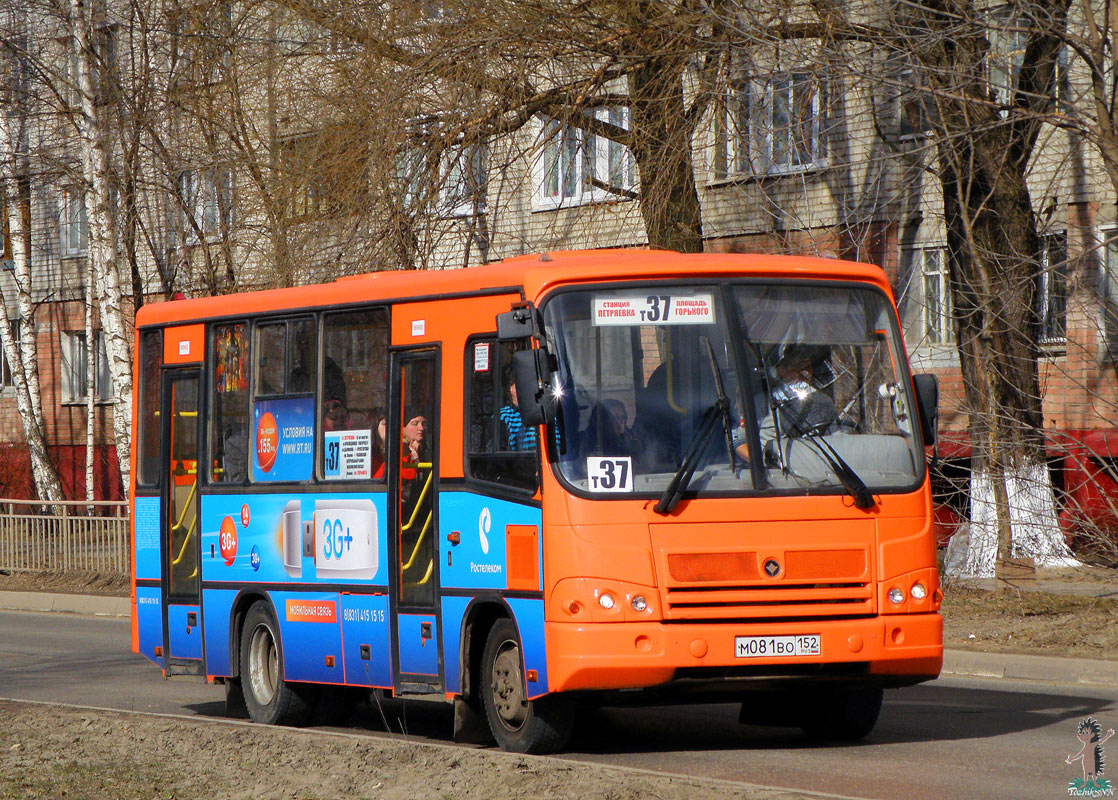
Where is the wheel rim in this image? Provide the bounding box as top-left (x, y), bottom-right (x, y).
top-left (247, 623), bottom-right (278, 706)
top-left (490, 638), bottom-right (528, 730)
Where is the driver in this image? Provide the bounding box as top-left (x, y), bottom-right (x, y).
top-left (733, 344), bottom-right (843, 461)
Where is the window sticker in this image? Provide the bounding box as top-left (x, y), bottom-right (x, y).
top-left (323, 429), bottom-right (373, 480)
top-left (592, 293), bottom-right (715, 326)
top-left (586, 456), bottom-right (634, 492)
top-left (473, 342), bottom-right (491, 372)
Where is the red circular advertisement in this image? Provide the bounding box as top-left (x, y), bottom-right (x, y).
top-left (219, 516), bottom-right (238, 566)
top-left (240, 504), bottom-right (251, 528)
top-left (256, 412), bottom-right (278, 472)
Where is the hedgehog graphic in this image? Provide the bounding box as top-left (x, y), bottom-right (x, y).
top-left (1067, 717), bottom-right (1116, 789)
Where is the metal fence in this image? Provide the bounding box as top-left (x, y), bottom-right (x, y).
top-left (0, 499), bottom-right (129, 576)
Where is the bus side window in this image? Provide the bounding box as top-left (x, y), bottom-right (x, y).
top-left (321, 307), bottom-right (389, 481)
top-left (211, 322), bottom-right (249, 483)
top-left (465, 338), bottom-right (537, 492)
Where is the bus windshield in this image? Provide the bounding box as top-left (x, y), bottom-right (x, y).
top-left (543, 282), bottom-right (923, 499)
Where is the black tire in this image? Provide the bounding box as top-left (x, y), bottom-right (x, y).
top-left (799, 686), bottom-right (883, 742)
top-left (480, 618), bottom-right (574, 754)
top-left (239, 602), bottom-right (314, 726)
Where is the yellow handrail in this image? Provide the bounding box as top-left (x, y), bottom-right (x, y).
top-left (402, 511), bottom-right (432, 571)
top-left (171, 481), bottom-right (197, 568)
top-left (401, 464), bottom-right (433, 533)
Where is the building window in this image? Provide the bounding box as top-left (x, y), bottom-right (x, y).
top-left (61, 331), bottom-right (112, 403)
top-left (1103, 233), bottom-right (1118, 361)
top-left (921, 248), bottom-right (953, 344)
top-left (60, 187), bottom-right (88, 256)
top-left (0, 327), bottom-right (18, 387)
top-left (441, 143), bottom-right (488, 217)
top-left (1038, 231), bottom-right (1068, 344)
top-left (716, 71), bottom-right (828, 179)
top-left (178, 167), bottom-right (234, 243)
top-left (280, 131), bottom-right (368, 218)
top-left (534, 107), bottom-right (635, 209)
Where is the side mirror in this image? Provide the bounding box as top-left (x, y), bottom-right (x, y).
top-left (497, 305), bottom-right (539, 341)
top-left (512, 348), bottom-right (554, 427)
top-left (912, 373), bottom-right (938, 447)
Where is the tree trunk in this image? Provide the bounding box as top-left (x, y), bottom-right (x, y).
top-left (939, 137), bottom-right (1077, 576)
top-left (69, 0), bottom-right (133, 495)
top-left (628, 54), bottom-right (704, 254)
top-left (0, 105), bottom-right (65, 503)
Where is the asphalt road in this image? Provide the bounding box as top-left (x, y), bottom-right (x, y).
top-left (2, 609), bottom-right (1115, 800)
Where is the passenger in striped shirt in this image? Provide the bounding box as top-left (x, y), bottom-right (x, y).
top-left (500, 375), bottom-right (537, 451)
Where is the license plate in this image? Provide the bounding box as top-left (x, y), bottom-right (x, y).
top-left (734, 634), bottom-right (821, 658)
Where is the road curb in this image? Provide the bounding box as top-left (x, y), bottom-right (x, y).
top-left (0, 590), bottom-right (129, 617)
top-left (942, 648), bottom-right (1118, 687)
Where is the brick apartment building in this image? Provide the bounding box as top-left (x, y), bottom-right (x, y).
top-left (0, 4), bottom-right (1115, 543)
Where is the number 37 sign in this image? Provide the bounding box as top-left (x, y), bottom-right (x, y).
top-left (586, 457), bottom-right (634, 492)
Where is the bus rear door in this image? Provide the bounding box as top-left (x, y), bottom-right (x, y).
top-left (161, 368), bottom-right (204, 676)
top-left (389, 348), bottom-right (443, 694)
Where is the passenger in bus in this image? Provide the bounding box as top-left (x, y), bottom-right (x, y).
top-left (586, 398), bottom-right (635, 456)
top-left (373, 409), bottom-right (428, 481)
top-left (322, 359), bottom-right (349, 432)
top-left (499, 370), bottom-right (537, 451)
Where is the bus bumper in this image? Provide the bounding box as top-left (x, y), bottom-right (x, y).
top-left (545, 613), bottom-right (942, 693)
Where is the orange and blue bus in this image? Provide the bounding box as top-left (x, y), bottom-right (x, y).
top-left (130, 249), bottom-right (942, 753)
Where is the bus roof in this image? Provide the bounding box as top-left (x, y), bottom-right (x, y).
top-left (134, 249), bottom-right (892, 328)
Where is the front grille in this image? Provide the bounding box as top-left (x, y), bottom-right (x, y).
top-left (664, 580), bottom-right (874, 621)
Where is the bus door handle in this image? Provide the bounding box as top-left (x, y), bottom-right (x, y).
top-left (186, 612), bottom-right (197, 631)
top-left (420, 622), bottom-right (432, 641)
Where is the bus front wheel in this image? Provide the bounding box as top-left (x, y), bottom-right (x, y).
top-left (480, 618), bottom-right (573, 754)
top-left (240, 602), bottom-right (313, 726)
top-left (799, 686), bottom-right (883, 742)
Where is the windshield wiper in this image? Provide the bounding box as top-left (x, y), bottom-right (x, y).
top-left (775, 408), bottom-right (876, 510)
top-left (655, 339), bottom-right (736, 515)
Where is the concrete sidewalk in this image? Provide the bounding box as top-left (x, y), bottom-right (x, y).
top-left (4, 589), bottom-right (1117, 689)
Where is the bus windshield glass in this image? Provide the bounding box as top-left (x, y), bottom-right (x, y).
top-left (542, 282), bottom-right (923, 499)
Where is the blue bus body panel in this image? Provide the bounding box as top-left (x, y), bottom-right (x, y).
top-left (508, 598), bottom-right (549, 698)
top-left (201, 588), bottom-right (238, 676)
top-left (438, 493), bottom-right (543, 591)
top-left (440, 595), bottom-right (470, 694)
top-left (271, 591), bottom-right (344, 683)
top-left (339, 593), bottom-right (392, 687)
top-left (397, 614), bottom-right (439, 676)
top-left (135, 585), bottom-right (164, 668)
top-left (167, 604), bottom-right (203, 660)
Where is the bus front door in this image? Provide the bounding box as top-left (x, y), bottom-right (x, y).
top-left (389, 349), bottom-right (443, 695)
top-left (161, 369), bottom-right (204, 676)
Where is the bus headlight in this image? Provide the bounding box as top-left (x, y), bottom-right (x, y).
top-left (888, 587), bottom-right (905, 605)
top-left (910, 583), bottom-right (927, 601)
top-left (631, 595), bottom-right (648, 612)
top-left (598, 592), bottom-right (616, 610)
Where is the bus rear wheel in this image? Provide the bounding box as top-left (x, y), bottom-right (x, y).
top-left (799, 686), bottom-right (883, 742)
top-left (480, 618), bottom-right (573, 754)
top-left (240, 602), bottom-right (313, 726)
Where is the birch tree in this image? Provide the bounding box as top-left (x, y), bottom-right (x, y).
top-left (0, 28), bottom-right (65, 503)
top-left (63, 0), bottom-right (133, 493)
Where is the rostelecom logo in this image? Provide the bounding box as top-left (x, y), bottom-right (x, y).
top-left (1066, 717), bottom-right (1115, 797)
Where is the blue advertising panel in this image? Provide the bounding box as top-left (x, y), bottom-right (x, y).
top-left (509, 598), bottom-right (549, 697)
top-left (397, 614), bottom-right (439, 676)
top-left (199, 493), bottom-right (388, 586)
top-left (201, 588), bottom-right (238, 676)
top-left (251, 397), bottom-right (314, 483)
top-left (439, 493), bottom-right (542, 591)
top-left (133, 495), bottom-right (161, 581)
